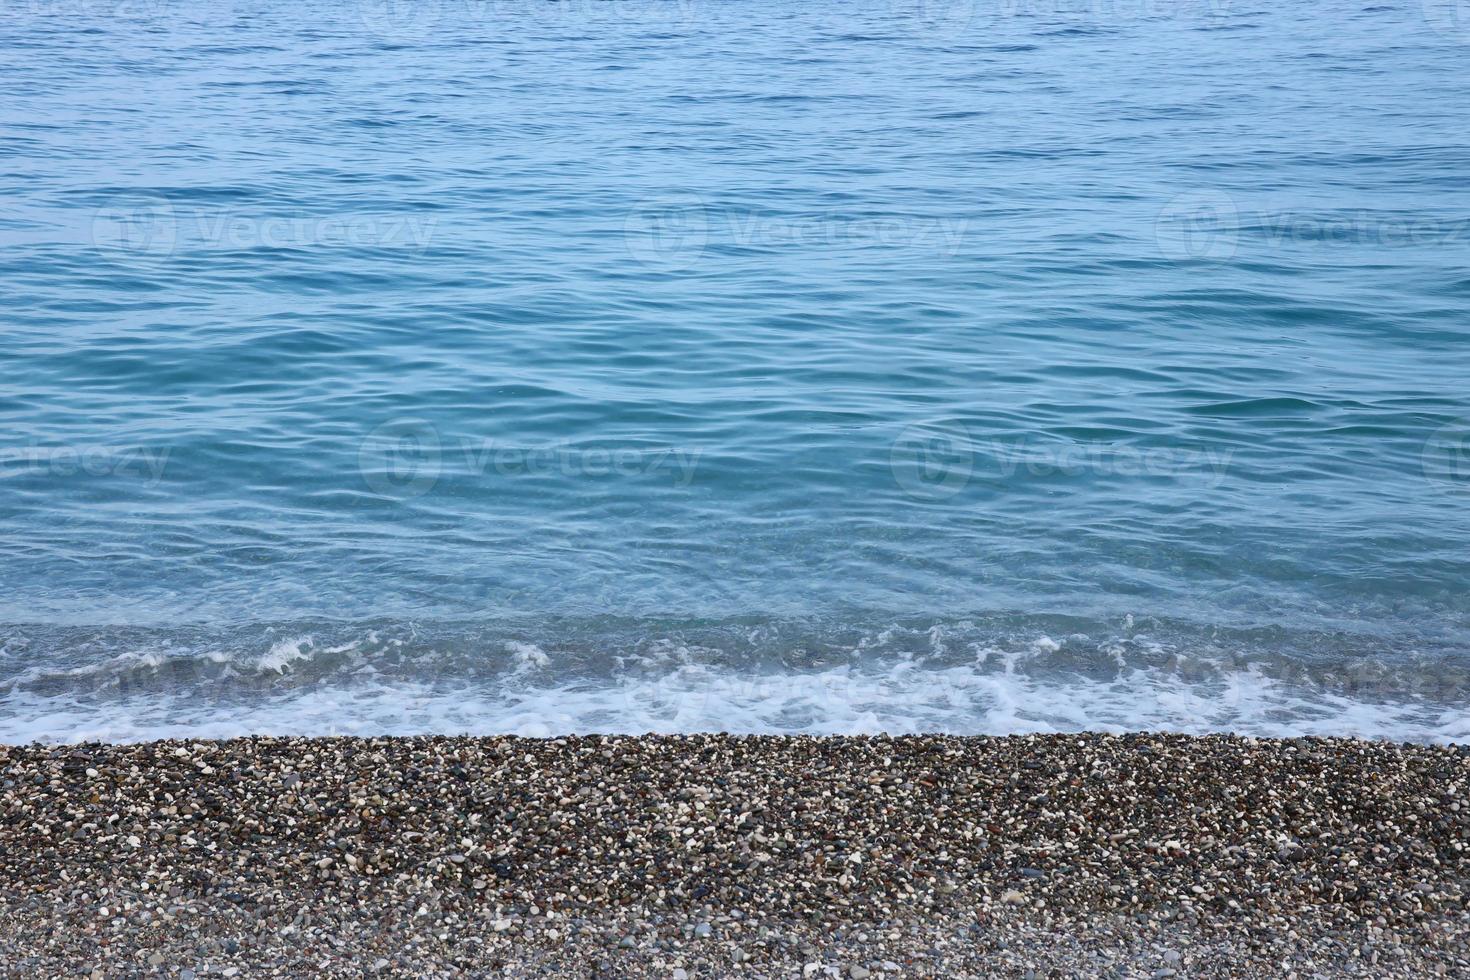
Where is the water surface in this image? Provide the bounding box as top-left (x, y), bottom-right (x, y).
top-left (3, 0), bottom-right (1470, 741)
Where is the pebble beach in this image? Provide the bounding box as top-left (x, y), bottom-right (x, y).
top-left (1, 733), bottom-right (1467, 978)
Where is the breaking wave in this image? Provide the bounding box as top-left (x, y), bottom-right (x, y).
top-left (1, 616), bottom-right (1465, 744)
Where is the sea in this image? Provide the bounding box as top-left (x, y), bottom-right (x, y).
top-left (3, 0), bottom-right (1470, 742)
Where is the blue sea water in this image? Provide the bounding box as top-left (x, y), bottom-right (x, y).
top-left (3, 0), bottom-right (1470, 742)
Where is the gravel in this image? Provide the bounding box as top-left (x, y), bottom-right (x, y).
top-left (1, 732), bottom-right (1467, 977)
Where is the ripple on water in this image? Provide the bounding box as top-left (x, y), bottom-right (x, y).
top-left (1, 0), bottom-right (1468, 739)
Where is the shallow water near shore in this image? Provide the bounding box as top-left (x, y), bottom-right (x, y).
top-left (4, 616), bottom-right (1469, 743)
top-left (3, 0), bottom-right (1470, 742)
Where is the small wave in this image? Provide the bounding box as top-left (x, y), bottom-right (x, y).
top-left (257, 635), bottom-right (316, 673)
top-left (0, 619), bottom-right (1464, 744)
top-left (3, 652), bottom-right (1463, 745)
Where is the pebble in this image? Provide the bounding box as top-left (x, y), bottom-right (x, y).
top-left (0, 733), bottom-right (1463, 978)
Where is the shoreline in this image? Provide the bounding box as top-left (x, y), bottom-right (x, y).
top-left (2, 732), bottom-right (1467, 977)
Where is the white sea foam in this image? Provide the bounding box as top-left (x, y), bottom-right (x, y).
top-left (505, 640), bottom-right (551, 670)
top-left (257, 636), bottom-right (316, 673)
top-left (1, 644), bottom-right (1464, 744)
